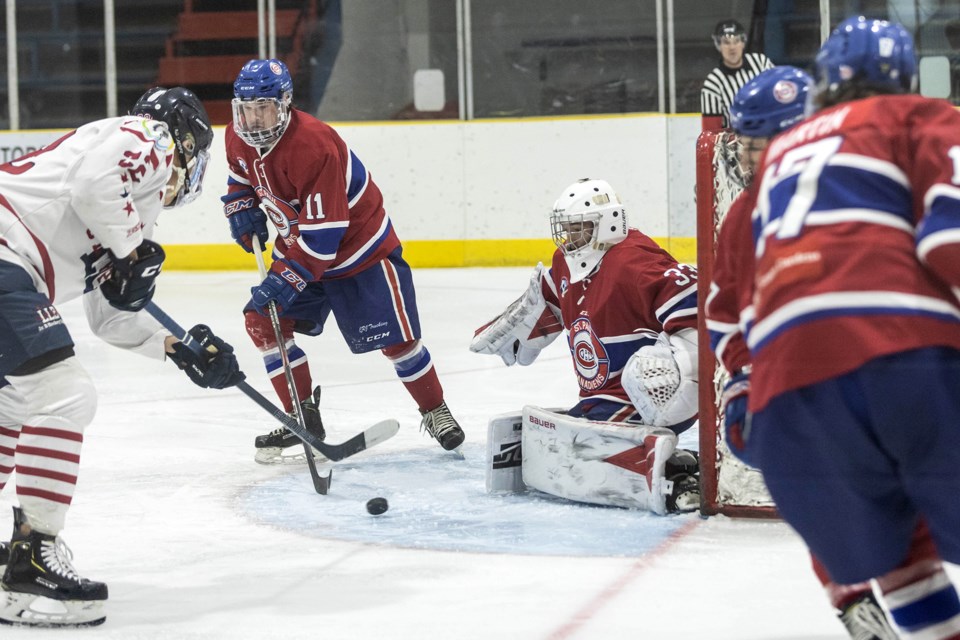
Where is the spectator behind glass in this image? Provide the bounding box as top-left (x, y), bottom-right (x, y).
top-left (700, 19), bottom-right (774, 131)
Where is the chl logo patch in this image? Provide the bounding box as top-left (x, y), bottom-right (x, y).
top-left (568, 314), bottom-right (609, 393)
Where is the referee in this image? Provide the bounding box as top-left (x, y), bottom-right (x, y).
top-left (700, 20), bottom-right (774, 131)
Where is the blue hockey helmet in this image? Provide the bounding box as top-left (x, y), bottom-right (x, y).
top-left (729, 66), bottom-right (813, 138)
top-left (131, 86), bottom-right (213, 207)
top-left (232, 59), bottom-right (294, 147)
top-left (815, 16), bottom-right (916, 97)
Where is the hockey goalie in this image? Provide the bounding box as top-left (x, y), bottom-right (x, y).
top-left (471, 179), bottom-right (700, 514)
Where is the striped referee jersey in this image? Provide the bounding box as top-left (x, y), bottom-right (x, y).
top-left (700, 52), bottom-right (775, 128)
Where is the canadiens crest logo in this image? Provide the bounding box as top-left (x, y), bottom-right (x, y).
top-left (568, 314), bottom-right (609, 392)
top-left (254, 186), bottom-right (299, 244)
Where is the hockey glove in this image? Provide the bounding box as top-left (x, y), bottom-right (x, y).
top-left (223, 193), bottom-right (269, 253)
top-left (168, 324), bottom-right (246, 389)
top-left (470, 263), bottom-right (562, 366)
top-left (720, 370), bottom-right (754, 466)
top-left (100, 239), bottom-right (165, 312)
top-left (250, 258), bottom-right (313, 314)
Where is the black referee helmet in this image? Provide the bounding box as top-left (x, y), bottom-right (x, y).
top-left (713, 20), bottom-right (747, 47)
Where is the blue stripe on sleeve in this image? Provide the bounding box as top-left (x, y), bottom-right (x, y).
top-left (300, 226), bottom-right (347, 258)
top-left (347, 150), bottom-right (367, 202)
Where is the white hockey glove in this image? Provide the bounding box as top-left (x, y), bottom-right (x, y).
top-left (622, 328), bottom-right (699, 428)
top-left (470, 263), bottom-right (563, 366)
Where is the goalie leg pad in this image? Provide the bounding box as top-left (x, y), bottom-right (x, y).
top-left (485, 413), bottom-right (525, 493)
top-left (520, 406), bottom-right (679, 515)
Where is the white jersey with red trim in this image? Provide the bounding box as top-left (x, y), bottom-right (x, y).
top-left (0, 116), bottom-right (176, 357)
top-left (747, 94), bottom-right (960, 411)
top-left (543, 229), bottom-right (698, 404)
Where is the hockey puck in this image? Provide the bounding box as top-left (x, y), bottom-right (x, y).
top-left (366, 497), bottom-right (389, 515)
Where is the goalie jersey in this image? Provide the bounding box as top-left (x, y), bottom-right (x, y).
top-left (746, 94), bottom-right (960, 413)
top-left (543, 229), bottom-right (698, 406)
top-left (223, 109), bottom-right (400, 280)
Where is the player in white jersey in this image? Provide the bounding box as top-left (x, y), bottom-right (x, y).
top-left (0, 87), bottom-right (244, 627)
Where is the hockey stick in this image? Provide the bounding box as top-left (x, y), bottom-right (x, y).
top-left (251, 237), bottom-right (330, 494)
top-left (144, 301), bottom-right (400, 463)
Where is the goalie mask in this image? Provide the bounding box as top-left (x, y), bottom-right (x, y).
top-left (550, 179), bottom-right (629, 283)
top-left (232, 58), bottom-right (294, 148)
top-left (131, 86), bottom-right (213, 208)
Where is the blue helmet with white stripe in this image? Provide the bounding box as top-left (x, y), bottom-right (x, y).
top-left (232, 59), bottom-right (294, 147)
top-left (730, 66), bottom-right (813, 138)
top-left (815, 16), bottom-right (916, 98)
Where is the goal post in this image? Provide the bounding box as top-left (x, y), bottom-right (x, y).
top-left (695, 128), bottom-right (778, 519)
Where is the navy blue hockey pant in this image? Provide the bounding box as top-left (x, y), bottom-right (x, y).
top-left (245, 246), bottom-right (422, 354)
top-left (751, 346), bottom-right (960, 584)
top-left (0, 260), bottom-right (74, 384)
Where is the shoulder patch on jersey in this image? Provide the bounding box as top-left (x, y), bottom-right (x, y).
top-left (134, 119), bottom-right (174, 153)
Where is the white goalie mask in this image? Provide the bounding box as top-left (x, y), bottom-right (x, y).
top-left (549, 179), bottom-right (629, 282)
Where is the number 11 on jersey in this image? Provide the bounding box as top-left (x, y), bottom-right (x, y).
top-left (303, 192), bottom-right (324, 220)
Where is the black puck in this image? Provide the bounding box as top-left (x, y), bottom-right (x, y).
top-left (366, 497), bottom-right (389, 515)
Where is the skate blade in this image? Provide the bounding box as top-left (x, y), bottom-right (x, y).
top-left (255, 447), bottom-right (329, 466)
top-left (0, 591), bottom-right (106, 627)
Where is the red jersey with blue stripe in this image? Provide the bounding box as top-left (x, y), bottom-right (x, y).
top-left (706, 185), bottom-right (757, 376)
top-left (542, 229), bottom-right (698, 404)
top-left (748, 95), bottom-right (960, 412)
top-left (223, 109), bottom-right (400, 280)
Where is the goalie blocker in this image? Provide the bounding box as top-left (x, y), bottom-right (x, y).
top-left (486, 406), bottom-right (683, 515)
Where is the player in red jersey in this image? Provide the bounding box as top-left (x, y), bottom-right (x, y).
top-left (472, 179), bottom-right (700, 513)
top-left (222, 59), bottom-right (464, 461)
top-left (730, 17), bottom-right (960, 638)
top-left (707, 65), bottom-right (898, 639)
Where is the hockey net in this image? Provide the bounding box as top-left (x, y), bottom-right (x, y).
top-left (695, 129), bottom-right (778, 518)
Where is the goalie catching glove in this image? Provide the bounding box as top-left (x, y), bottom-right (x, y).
top-left (100, 239), bottom-right (165, 312)
top-left (622, 328), bottom-right (699, 428)
top-left (470, 263), bottom-right (563, 366)
top-left (168, 324), bottom-right (246, 389)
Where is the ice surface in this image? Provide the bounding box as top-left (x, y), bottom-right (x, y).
top-left (1, 269), bottom-right (954, 639)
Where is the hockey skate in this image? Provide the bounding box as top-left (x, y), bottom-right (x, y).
top-left (838, 592), bottom-right (898, 640)
top-left (665, 473), bottom-right (700, 514)
top-left (0, 507), bottom-right (107, 627)
top-left (665, 448), bottom-right (700, 477)
top-left (254, 386), bottom-right (327, 465)
top-left (420, 401), bottom-right (465, 452)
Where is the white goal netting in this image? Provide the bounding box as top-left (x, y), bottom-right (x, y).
top-left (695, 129), bottom-right (776, 517)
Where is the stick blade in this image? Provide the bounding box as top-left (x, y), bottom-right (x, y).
top-left (321, 419), bottom-right (401, 461)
